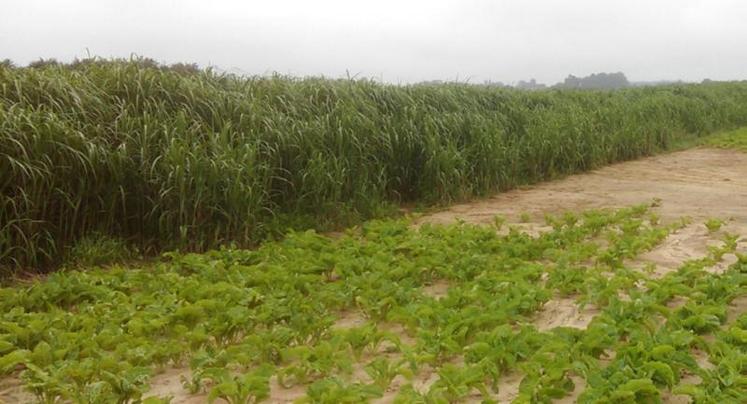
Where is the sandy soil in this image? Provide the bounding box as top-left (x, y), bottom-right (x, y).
top-left (145, 368), bottom-right (210, 403)
top-left (0, 377), bottom-right (30, 404)
top-left (3, 148), bottom-right (746, 404)
top-left (419, 148), bottom-right (747, 225)
top-left (533, 297), bottom-right (599, 332)
top-left (421, 279), bottom-right (451, 299)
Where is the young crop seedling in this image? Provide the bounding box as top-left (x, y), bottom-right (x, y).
top-left (0, 204), bottom-right (744, 402)
top-left (704, 218), bottom-right (724, 233)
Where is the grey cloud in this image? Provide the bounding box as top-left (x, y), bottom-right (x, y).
top-left (1, 0), bottom-right (745, 84)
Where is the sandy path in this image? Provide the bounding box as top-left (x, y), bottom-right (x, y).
top-left (419, 148), bottom-right (747, 226)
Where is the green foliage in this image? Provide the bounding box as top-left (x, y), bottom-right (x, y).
top-left (4, 58), bottom-right (747, 272)
top-left (364, 357), bottom-right (411, 390)
top-left (519, 212), bottom-right (532, 223)
top-left (64, 233), bottom-right (136, 268)
top-left (703, 126), bottom-right (747, 152)
top-left (609, 378), bottom-right (660, 402)
top-left (300, 378), bottom-right (383, 403)
top-left (207, 366), bottom-right (272, 404)
top-left (0, 204), bottom-right (745, 402)
top-left (704, 219), bottom-right (724, 233)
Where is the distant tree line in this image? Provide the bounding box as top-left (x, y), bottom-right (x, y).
top-left (3, 58), bottom-right (734, 90)
top-left (506, 72), bottom-right (739, 91)
top-left (2, 57), bottom-right (203, 75)
top-left (513, 72), bottom-right (630, 90)
top-left (556, 72), bottom-right (629, 89)
top-left (515, 78), bottom-right (547, 90)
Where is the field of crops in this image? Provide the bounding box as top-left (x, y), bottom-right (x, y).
top-left (1, 201), bottom-right (746, 403)
top-left (3, 59), bottom-right (747, 403)
top-left (3, 59), bottom-right (747, 272)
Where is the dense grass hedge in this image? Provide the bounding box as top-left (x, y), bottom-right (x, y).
top-left (2, 60), bottom-right (747, 271)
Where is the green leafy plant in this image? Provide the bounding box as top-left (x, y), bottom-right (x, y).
top-left (207, 366), bottom-right (272, 404)
top-left (4, 58), bottom-right (747, 272)
top-left (64, 233), bottom-right (136, 268)
top-left (364, 358), bottom-right (412, 390)
top-left (704, 218), bottom-right (724, 233)
top-left (0, 205), bottom-right (744, 402)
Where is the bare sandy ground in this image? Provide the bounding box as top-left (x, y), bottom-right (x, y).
top-left (3, 148), bottom-right (746, 404)
top-left (420, 148), bottom-right (747, 226)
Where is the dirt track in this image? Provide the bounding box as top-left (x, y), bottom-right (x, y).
top-left (420, 148), bottom-right (747, 226)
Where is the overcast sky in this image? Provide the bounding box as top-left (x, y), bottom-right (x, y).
top-left (2, 0), bottom-right (746, 84)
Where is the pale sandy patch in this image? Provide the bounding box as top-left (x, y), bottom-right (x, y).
top-left (726, 295), bottom-right (747, 325)
top-left (421, 279), bottom-right (450, 299)
top-left (495, 370), bottom-right (523, 403)
top-left (534, 297), bottom-right (599, 331)
top-left (634, 224), bottom-right (712, 277)
top-left (142, 368), bottom-right (213, 403)
top-left (0, 376), bottom-right (34, 404)
top-left (333, 310), bottom-right (368, 329)
top-left (417, 149), bottom-right (747, 227)
top-left (667, 296), bottom-right (689, 310)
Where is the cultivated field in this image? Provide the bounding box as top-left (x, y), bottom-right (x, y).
top-left (2, 143), bottom-right (746, 403)
top-left (3, 60), bottom-right (747, 272)
top-left (2, 61), bottom-right (747, 403)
